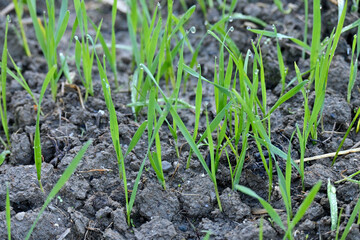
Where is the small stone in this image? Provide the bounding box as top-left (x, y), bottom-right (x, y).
top-left (178, 225), bottom-right (188, 232)
top-left (162, 161), bottom-right (172, 173)
top-left (15, 212), bottom-right (25, 221)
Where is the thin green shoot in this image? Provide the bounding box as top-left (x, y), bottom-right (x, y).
top-left (236, 185), bottom-right (286, 231)
top-left (236, 181), bottom-right (322, 239)
top-left (0, 150), bottom-right (10, 166)
top-left (7, 53), bottom-right (38, 106)
top-left (96, 50), bottom-right (147, 224)
top-left (73, 0), bottom-right (103, 101)
top-left (308, 0), bottom-right (321, 85)
top-left (335, 208), bottom-right (344, 239)
top-left (351, 0), bottom-right (359, 12)
top-left (332, 107), bottom-right (360, 165)
top-left (140, 63), bottom-right (224, 210)
top-left (273, 0), bottom-right (291, 14)
top-left (26, 0), bottom-right (70, 100)
top-left (339, 196), bottom-right (360, 240)
top-left (6, 182), bottom-right (11, 240)
top-left (259, 217), bottom-right (264, 240)
top-left (59, 53), bottom-right (72, 84)
top-left (111, 0), bottom-right (118, 88)
top-left (302, 0), bottom-right (308, 59)
top-left (347, 30), bottom-right (359, 103)
top-left (327, 179), bottom-right (338, 231)
top-left (202, 230), bottom-right (212, 240)
top-left (12, 0), bottom-right (31, 56)
top-left (273, 25), bottom-right (288, 95)
top-left (275, 131), bottom-right (296, 229)
top-left (34, 65), bottom-right (57, 193)
top-left (198, 0), bottom-right (208, 20)
top-left (206, 108), bottom-right (222, 211)
top-left (0, 16), bottom-right (10, 146)
top-left (25, 140), bottom-right (92, 240)
top-left (147, 87), bottom-right (166, 189)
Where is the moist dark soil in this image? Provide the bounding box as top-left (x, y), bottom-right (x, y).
top-left (0, 0), bottom-right (360, 239)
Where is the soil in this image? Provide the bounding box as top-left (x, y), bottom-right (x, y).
top-left (0, 0), bottom-right (360, 239)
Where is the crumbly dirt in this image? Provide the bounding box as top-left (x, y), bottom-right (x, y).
top-left (0, 0), bottom-right (360, 239)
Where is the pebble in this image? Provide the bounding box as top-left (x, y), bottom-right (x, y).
top-left (162, 161), bottom-right (172, 173)
top-left (15, 212), bottom-right (25, 221)
top-left (178, 224), bottom-right (188, 232)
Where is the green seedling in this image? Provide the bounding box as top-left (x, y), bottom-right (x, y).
top-left (6, 182), bottom-right (11, 240)
top-left (206, 29), bottom-right (304, 199)
top-left (12, 0), bottom-right (31, 56)
top-left (206, 107), bottom-right (222, 211)
top-left (259, 217), bottom-right (264, 240)
top-left (128, 2), bottom-right (195, 116)
top-left (0, 150), bottom-right (10, 166)
top-left (327, 179), bottom-right (338, 231)
top-left (73, 0), bottom-right (103, 101)
top-left (273, 0), bottom-right (291, 14)
top-left (302, 0), bottom-right (309, 59)
top-left (26, 0), bottom-right (70, 100)
top-left (147, 87), bottom-right (166, 189)
top-left (273, 25), bottom-right (288, 95)
top-left (347, 27), bottom-right (360, 103)
top-left (236, 181), bottom-right (322, 239)
top-left (7, 53), bottom-right (38, 106)
top-left (338, 196), bottom-right (360, 240)
top-left (332, 107), bottom-right (360, 165)
top-left (25, 139), bottom-right (92, 240)
top-left (34, 65), bottom-right (57, 192)
top-left (96, 49), bottom-right (148, 224)
top-left (141, 63), bottom-right (224, 210)
top-left (89, 0), bottom-right (119, 89)
top-left (274, 131), bottom-right (296, 231)
top-left (0, 16), bottom-right (10, 146)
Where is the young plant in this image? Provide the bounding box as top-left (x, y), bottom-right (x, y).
top-left (25, 139), bottom-right (92, 240)
top-left (7, 53), bottom-right (38, 106)
top-left (147, 87), bottom-right (166, 189)
top-left (26, 0), bottom-right (70, 99)
top-left (273, 25), bottom-right (288, 95)
top-left (273, 0), bottom-right (291, 14)
top-left (0, 16), bottom-right (10, 146)
top-left (141, 63), bottom-right (224, 210)
top-left (34, 65), bottom-right (57, 192)
top-left (327, 179), bottom-right (338, 231)
top-left (302, 0), bottom-right (309, 59)
top-left (90, 0), bottom-right (119, 89)
top-left (96, 52), bottom-right (147, 224)
top-left (6, 182), bottom-right (11, 240)
top-left (205, 108), bottom-right (222, 211)
top-left (128, 2), bottom-right (196, 116)
top-left (332, 106), bottom-right (360, 165)
top-left (337, 196), bottom-right (360, 240)
top-left (347, 27), bottom-right (360, 103)
top-left (73, 0), bottom-right (103, 101)
top-left (12, 0), bottom-right (31, 56)
top-left (293, 0), bottom-right (347, 188)
top-left (236, 181), bottom-right (322, 239)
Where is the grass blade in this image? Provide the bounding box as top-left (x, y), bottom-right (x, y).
top-left (235, 185), bottom-right (286, 231)
top-left (25, 139), bottom-right (92, 240)
top-left (327, 179), bottom-right (338, 231)
top-left (6, 182), bottom-right (11, 240)
top-left (340, 196), bottom-right (360, 240)
top-left (287, 181), bottom-right (322, 234)
top-left (34, 65), bottom-right (57, 192)
top-left (1, 16), bottom-right (10, 145)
